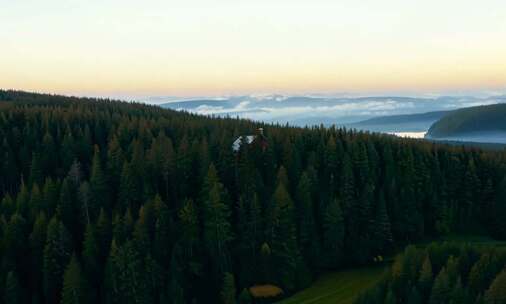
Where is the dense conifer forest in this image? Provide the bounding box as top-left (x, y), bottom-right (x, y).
top-left (427, 103), bottom-right (506, 138)
top-left (355, 243), bottom-right (506, 304)
top-left (0, 90), bottom-right (506, 303)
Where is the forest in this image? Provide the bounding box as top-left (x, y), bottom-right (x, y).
top-left (427, 103), bottom-right (506, 138)
top-left (355, 243), bottom-right (506, 304)
top-left (0, 90), bottom-right (506, 304)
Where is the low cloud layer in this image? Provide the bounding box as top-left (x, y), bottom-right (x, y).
top-left (165, 95), bottom-right (506, 126)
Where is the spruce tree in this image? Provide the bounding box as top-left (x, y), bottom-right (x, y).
top-left (30, 212), bottom-right (48, 302)
top-left (323, 199), bottom-right (345, 267)
top-left (4, 271), bottom-right (21, 304)
top-left (376, 192), bottom-right (393, 249)
top-left (60, 255), bottom-right (88, 304)
top-left (82, 223), bottom-right (100, 295)
top-left (43, 216), bottom-right (73, 304)
top-left (118, 162), bottom-right (137, 212)
top-left (296, 172), bottom-right (317, 266)
top-left (3, 213), bottom-right (28, 272)
top-left (42, 177), bottom-right (59, 217)
top-left (429, 267), bottom-right (451, 304)
top-left (418, 255), bottom-right (434, 300)
top-left (484, 268), bottom-right (506, 304)
top-left (15, 182), bottom-right (30, 219)
top-left (202, 164), bottom-right (233, 275)
top-left (221, 272), bottom-right (237, 304)
top-left (269, 181), bottom-right (300, 291)
top-left (238, 289), bottom-right (252, 304)
top-left (90, 146), bottom-right (109, 217)
top-left (385, 289), bottom-right (397, 304)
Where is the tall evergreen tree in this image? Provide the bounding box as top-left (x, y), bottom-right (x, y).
top-left (268, 180), bottom-right (300, 291)
top-left (202, 164), bottom-right (233, 276)
top-left (323, 199), bottom-right (345, 267)
top-left (221, 272), bottom-right (237, 304)
top-left (90, 146), bottom-right (109, 218)
top-left (60, 255), bottom-right (88, 304)
top-left (4, 271), bottom-right (21, 304)
top-left (43, 216), bottom-right (73, 304)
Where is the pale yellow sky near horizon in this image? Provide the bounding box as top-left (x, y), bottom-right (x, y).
top-left (1, 0), bottom-right (506, 97)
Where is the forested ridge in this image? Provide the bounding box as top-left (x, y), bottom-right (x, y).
top-left (1, 90), bottom-right (506, 304)
top-left (427, 103), bottom-right (506, 138)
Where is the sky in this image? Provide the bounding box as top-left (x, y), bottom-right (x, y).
top-left (1, 0), bottom-right (506, 98)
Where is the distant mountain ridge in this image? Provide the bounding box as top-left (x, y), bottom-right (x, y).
top-left (427, 103), bottom-right (506, 138)
top-left (159, 94), bottom-right (506, 127)
top-left (348, 110), bottom-right (451, 132)
top-left (353, 110), bottom-right (450, 125)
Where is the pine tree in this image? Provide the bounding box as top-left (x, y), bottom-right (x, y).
top-left (179, 199), bottom-right (200, 266)
top-left (42, 177), bottom-right (59, 216)
top-left (107, 136), bottom-right (124, 197)
top-left (418, 255), bottom-right (434, 300)
top-left (296, 172), bottom-right (317, 266)
top-left (113, 241), bottom-right (149, 304)
top-left (59, 177), bottom-right (78, 236)
top-left (451, 277), bottom-right (467, 304)
top-left (95, 209), bottom-right (112, 256)
top-left (79, 182), bottom-right (92, 225)
top-left (0, 194), bottom-right (15, 221)
top-left (82, 223), bottom-right (100, 295)
top-left (15, 182), bottom-right (30, 218)
top-left (202, 164), bottom-right (233, 276)
top-left (221, 272), bottom-right (237, 304)
top-left (238, 289), bottom-right (252, 304)
top-left (118, 162), bottom-right (137, 212)
top-left (167, 245), bottom-right (185, 304)
top-left (408, 287), bottom-right (422, 304)
top-left (372, 192), bottom-right (393, 254)
top-left (103, 240), bottom-right (121, 304)
top-left (484, 268), bottom-right (506, 304)
top-left (468, 252), bottom-right (501, 296)
top-left (269, 181), bottom-right (300, 291)
top-left (3, 213), bottom-right (28, 272)
top-left (4, 271), bottom-right (21, 304)
top-left (42, 132), bottom-right (57, 174)
top-left (90, 146), bottom-right (109, 217)
top-left (385, 289), bottom-right (397, 304)
top-left (153, 197), bottom-right (173, 268)
top-left (30, 152), bottom-right (44, 187)
top-left (430, 267), bottom-right (451, 304)
top-left (60, 255), bottom-right (88, 304)
top-left (30, 183), bottom-right (43, 220)
top-left (323, 199), bottom-right (345, 267)
top-left (44, 216), bottom-right (73, 304)
top-left (61, 129), bottom-right (76, 171)
top-left (30, 212), bottom-right (48, 302)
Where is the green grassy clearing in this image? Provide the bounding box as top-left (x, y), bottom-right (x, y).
top-left (277, 235), bottom-right (506, 304)
top-left (276, 265), bottom-right (386, 304)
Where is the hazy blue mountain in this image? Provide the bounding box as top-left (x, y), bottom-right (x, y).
top-left (158, 94), bottom-right (506, 128)
top-left (348, 110), bottom-right (450, 132)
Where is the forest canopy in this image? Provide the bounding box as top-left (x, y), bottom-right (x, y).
top-left (427, 103), bottom-right (506, 138)
top-left (355, 242), bottom-right (506, 304)
top-left (0, 90), bottom-right (506, 303)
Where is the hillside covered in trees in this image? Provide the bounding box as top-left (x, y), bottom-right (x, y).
top-left (427, 103), bottom-right (506, 138)
top-left (1, 90), bottom-right (506, 304)
top-left (355, 243), bottom-right (506, 304)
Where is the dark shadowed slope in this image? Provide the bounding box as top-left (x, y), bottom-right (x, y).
top-left (426, 103), bottom-right (506, 143)
top-left (427, 103), bottom-right (506, 137)
top-left (348, 110), bottom-right (450, 132)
